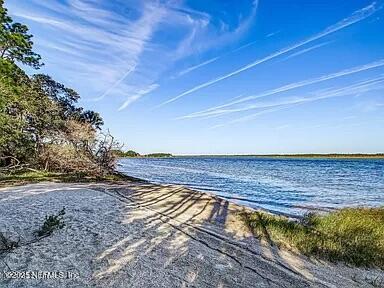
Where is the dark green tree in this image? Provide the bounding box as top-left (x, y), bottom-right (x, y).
top-left (0, 59), bottom-right (36, 164)
top-left (31, 74), bottom-right (79, 117)
top-left (31, 74), bottom-right (104, 130)
top-left (0, 1), bottom-right (113, 173)
top-left (78, 110), bottom-right (104, 130)
top-left (0, 0), bottom-right (43, 68)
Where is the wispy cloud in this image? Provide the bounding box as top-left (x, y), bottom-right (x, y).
top-left (11, 0), bottom-right (166, 108)
top-left (266, 30), bottom-right (281, 38)
top-left (208, 76), bottom-right (384, 129)
top-left (118, 84), bottom-right (160, 111)
top-left (91, 65), bottom-right (137, 102)
top-left (176, 57), bottom-right (220, 77)
top-left (180, 59), bottom-right (384, 119)
top-left (173, 0), bottom-right (259, 60)
top-left (10, 0), bottom-right (262, 111)
top-left (282, 41), bottom-right (332, 61)
top-left (174, 39), bottom-right (260, 79)
top-left (171, 2), bottom-right (260, 79)
top-left (354, 99), bottom-right (384, 112)
top-left (156, 2), bottom-right (380, 107)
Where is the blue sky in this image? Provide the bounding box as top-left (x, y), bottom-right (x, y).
top-left (7, 0), bottom-right (384, 154)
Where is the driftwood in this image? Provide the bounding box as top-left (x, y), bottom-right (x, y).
top-left (0, 156), bottom-right (40, 174)
top-left (0, 156), bottom-right (20, 169)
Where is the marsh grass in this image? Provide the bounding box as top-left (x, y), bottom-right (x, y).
top-left (241, 208), bottom-right (384, 268)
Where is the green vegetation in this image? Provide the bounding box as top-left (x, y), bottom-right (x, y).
top-left (0, 1), bottom-right (118, 178)
top-left (1, 1), bottom-right (383, 271)
top-left (36, 207), bottom-right (66, 237)
top-left (113, 150), bottom-right (172, 158)
top-left (145, 153), bottom-right (172, 158)
top-left (0, 0), bottom-right (42, 69)
top-left (241, 207), bottom-right (384, 268)
top-left (113, 149), bottom-right (140, 157)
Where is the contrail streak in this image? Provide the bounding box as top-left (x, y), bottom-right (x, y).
top-left (175, 40), bottom-right (260, 78)
top-left (156, 2), bottom-right (379, 108)
top-left (92, 64), bottom-right (136, 101)
top-left (180, 59), bottom-right (384, 119)
top-left (209, 76), bottom-right (384, 128)
top-left (177, 57), bottom-right (220, 77)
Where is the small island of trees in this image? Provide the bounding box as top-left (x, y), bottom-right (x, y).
top-left (113, 150), bottom-right (172, 158)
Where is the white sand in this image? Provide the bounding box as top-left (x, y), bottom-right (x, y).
top-left (0, 182), bottom-right (382, 287)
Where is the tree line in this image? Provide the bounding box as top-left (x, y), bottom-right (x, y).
top-left (113, 150), bottom-right (172, 158)
top-left (0, 0), bottom-right (118, 176)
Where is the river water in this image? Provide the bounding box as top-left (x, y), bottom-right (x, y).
top-left (118, 157), bottom-right (384, 217)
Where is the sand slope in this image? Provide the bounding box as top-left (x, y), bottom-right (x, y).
top-left (0, 182), bottom-right (382, 287)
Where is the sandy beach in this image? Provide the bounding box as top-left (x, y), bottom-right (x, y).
top-left (0, 181), bottom-right (382, 287)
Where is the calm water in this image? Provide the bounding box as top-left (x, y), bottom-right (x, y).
top-left (118, 157), bottom-right (384, 217)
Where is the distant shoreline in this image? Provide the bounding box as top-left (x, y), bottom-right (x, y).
top-left (119, 153), bottom-right (384, 159)
top-left (178, 153), bottom-right (384, 159)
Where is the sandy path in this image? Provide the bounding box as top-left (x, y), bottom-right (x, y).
top-left (0, 182), bottom-right (382, 287)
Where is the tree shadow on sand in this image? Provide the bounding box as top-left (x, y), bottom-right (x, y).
top-left (90, 184), bottom-right (329, 288)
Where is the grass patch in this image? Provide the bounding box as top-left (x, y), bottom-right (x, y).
top-left (0, 169), bottom-right (145, 188)
top-left (241, 207), bottom-right (384, 268)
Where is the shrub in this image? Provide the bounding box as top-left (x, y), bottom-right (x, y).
top-left (39, 144), bottom-right (100, 175)
top-left (38, 121), bottom-right (118, 176)
top-left (36, 207), bottom-right (66, 237)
